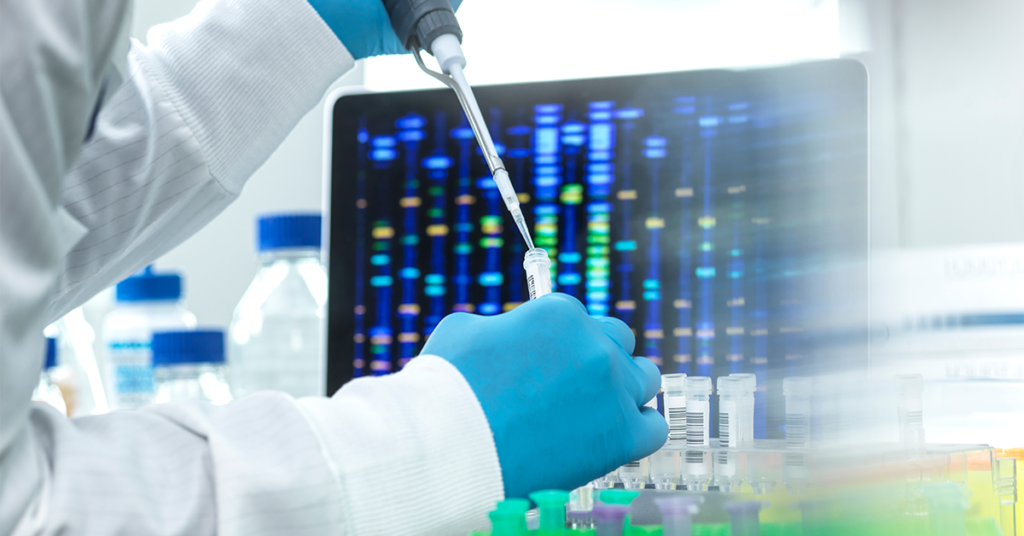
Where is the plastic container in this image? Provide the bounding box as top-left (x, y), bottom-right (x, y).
top-left (654, 495), bottom-right (699, 536)
top-left (684, 376), bottom-right (712, 491)
top-left (523, 248), bottom-right (553, 299)
top-left (229, 213), bottom-right (326, 398)
top-left (618, 457), bottom-right (650, 490)
top-left (529, 490), bottom-right (569, 535)
top-left (152, 330), bottom-right (232, 404)
top-left (650, 449), bottom-right (681, 490)
top-left (723, 501), bottom-right (764, 536)
top-left (729, 373), bottom-right (756, 446)
top-left (102, 266), bottom-right (196, 410)
top-left (662, 373), bottom-right (687, 445)
top-left (32, 337), bottom-right (67, 414)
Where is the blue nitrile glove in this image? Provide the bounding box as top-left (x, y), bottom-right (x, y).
top-left (421, 293), bottom-right (667, 499)
top-left (306, 0), bottom-right (464, 60)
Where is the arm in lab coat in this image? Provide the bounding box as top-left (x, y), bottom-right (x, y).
top-left (0, 0), bottom-right (503, 534)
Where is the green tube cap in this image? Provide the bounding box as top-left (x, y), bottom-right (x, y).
top-left (529, 490), bottom-right (570, 534)
top-left (598, 489), bottom-right (641, 505)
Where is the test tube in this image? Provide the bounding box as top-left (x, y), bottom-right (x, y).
top-left (783, 377), bottom-right (811, 450)
top-left (894, 374), bottom-right (925, 452)
top-left (617, 457), bottom-right (649, 489)
top-left (729, 373), bottom-right (756, 445)
top-left (650, 449), bottom-right (682, 490)
top-left (523, 248), bottom-right (552, 300)
top-left (592, 503), bottom-right (630, 536)
top-left (568, 480), bottom-right (594, 517)
top-left (529, 490), bottom-right (570, 535)
top-left (783, 377), bottom-right (811, 492)
top-left (653, 495), bottom-right (699, 536)
top-left (662, 373), bottom-right (687, 446)
top-left (717, 376), bottom-right (744, 449)
top-left (723, 501), bottom-right (764, 536)
top-left (683, 376), bottom-right (712, 491)
top-left (592, 470), bottom-right (618, 491)
top-left (489, 499), bottom-right (530, 536)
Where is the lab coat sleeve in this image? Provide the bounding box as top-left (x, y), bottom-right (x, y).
top-left (47, 0), bottom-right (355, 320)
top-left (2, 0), bottom-right (506, 534)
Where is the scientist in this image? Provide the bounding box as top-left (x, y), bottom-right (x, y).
top-left (0, 0), bottom-right (666, 534)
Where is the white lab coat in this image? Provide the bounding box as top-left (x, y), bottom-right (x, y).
top-left (0, 0), bottom-right (503, 534)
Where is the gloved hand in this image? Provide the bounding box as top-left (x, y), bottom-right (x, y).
top-left (306, 0), bottom-right (463, 59)
top-left (421, 293), bottom-right (667, 499)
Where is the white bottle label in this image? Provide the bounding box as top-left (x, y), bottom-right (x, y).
top-left (107, 339), bottom-right (154, 409)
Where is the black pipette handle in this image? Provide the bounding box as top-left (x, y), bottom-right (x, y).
top-left (382, 0), bottom-right (462, 52)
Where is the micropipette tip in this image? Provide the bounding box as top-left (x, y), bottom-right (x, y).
top-left (513, 211), bottom-right (535, 251)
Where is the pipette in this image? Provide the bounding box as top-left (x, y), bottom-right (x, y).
top-left (382, 0), bottom-right (536, 252)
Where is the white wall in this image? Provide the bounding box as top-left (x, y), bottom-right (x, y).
top-left (894, 0), bottom-right (1024, 247)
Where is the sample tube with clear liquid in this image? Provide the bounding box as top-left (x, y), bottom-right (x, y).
top-left (729, 373), bottom-right (756, 445)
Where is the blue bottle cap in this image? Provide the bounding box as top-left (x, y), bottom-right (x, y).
top-left (44, 337), bottom-right (57, 370)
top-left (115, 266), bottom-right (182, 302)
top-left (257, 213), bottom-right (322, 252)
top-left (151, 330), bottom-right (225, 366)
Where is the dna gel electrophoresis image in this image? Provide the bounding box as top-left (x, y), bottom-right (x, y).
top-left (328, 62), bottom-right (868, 437)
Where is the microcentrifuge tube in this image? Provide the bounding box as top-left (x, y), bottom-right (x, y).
top-left (617, 457), bottom-right (649, 490)
top-left (662, 373), bottom-right (687, 446)
top-left (592, 470), bottom-right (618, 490)
top-left (650, 449), bottom-right (682, 490)
top-left (783, 377), bottom-right (811, 450)
top-left (683, 376), bottom-right (712, 491)
top-left (592, 503), bottom-right (630, 536)
top-left (529, 490), bottom-right (570, 535)
top-left (568, 481), bottom-right (594, 516)
top-left (783, 377), bottom-right (811, 492)
top-left (729, 373), bottom-right (756, 445)
top-left (523, 248), bottom-right (552, 300)
top-left (717, 376), bottom-right (744, 449)
top-left (895, 374), bottom-right (925, 452)
top-left (653, 495), bottom-right (699, 536)
top-left (489, 499), bottom-right (530, 536)
top-left (723, 501), bottom-right (765, 536)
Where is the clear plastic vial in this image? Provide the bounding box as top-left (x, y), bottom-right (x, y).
top-left (33, 337), bottom-right (67, 415)
top-left (662, 373), bottom-right (687, 445)
top-left (229, 214), bottom-right (326, 398)
top-left (895, 373), bottom-right (925, 451)
top-left (102, 266), bottom-right (196, 410)
top-left (153, 330), bottom-right (232, 404)
top-left (523, 248), bottom-right (552, 299)
top-left (617, 457), bottom-right (649, 489)
top-left (684, 376), bottom-right (712, 491)
top-left (783, 377), bottom-right (811, 450)
top-left (729, 373), bottom-right (756, 445)
top-left (650, 449), bottom-right (682, 490)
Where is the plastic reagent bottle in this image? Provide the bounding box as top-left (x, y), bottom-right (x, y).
top-left (729, 373), bottom-right (756, 445)
top-left (229, 213), bottom-right (326, 398)
top-left (102, 266), bottom-right (196, 410)
top-left (152, 330), bottom-right (232, 404)
top-left (717, 376), bottom-right (744, 448)
top-left (662, 373), bottom-right (687, 445)
top-left (523, 248), bottom-right (553, 300)
top-left (33, 337), bottom-right (67, 414)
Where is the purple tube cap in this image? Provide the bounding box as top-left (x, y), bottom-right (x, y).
top-left (592, 503), bottom-right (630, 522)
top-left (723, 500), bottom-right (766, 516)
top-left (654, 495), bottom-right (700, 518)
